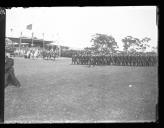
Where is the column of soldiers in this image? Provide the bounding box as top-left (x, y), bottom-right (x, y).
top-left (42, 49), bottom-right (56, 60)
top-left (72, 52), bottom-right (158, 67)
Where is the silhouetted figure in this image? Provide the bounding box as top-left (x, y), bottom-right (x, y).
top-left (5, 54), bottom-right (21, 88)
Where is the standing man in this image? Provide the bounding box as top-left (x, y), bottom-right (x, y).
top-left (5, 53), bottom-right (21, 88)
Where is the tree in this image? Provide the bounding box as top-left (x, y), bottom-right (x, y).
top-left (90, 33), bottom-right (118, 53)
top-left (151, 46), bottom-right (157, 53)
top-left (139, 37), bottom-right (151, 52)
top-left (122, 36), bottom-right (141, 53)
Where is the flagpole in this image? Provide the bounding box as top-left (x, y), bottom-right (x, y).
top-left (10, 28), bottom-right (14, 49)
top-left (43, 33), bottom-right (44, 50)
top-left (26, 24), bottom-right (33, 47)
top-left (32, 32), bottom-right (34, 47)
top-left (19, 32), bottom-right (22, 56)
top-left (59, 45), bottom-right (61, 57)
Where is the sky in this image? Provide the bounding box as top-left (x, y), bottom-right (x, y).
top-left (6, 7), bottom-right (158, 50)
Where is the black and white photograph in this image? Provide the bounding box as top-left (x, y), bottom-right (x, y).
top-left (4, 7), bottom-right (158, 123)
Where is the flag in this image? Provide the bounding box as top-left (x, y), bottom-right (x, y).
top-left (10, 28), bottom-right (13, 32)
top-left (26, 24), bottom-right (32, 30)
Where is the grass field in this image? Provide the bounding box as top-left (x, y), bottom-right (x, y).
top-left (5, 57), bottom-right (158, 123)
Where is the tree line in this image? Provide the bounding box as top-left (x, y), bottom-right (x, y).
top-left (61, 33), bottom-right (157, 57)
top-left (84, 33), bottom-right (157, 54)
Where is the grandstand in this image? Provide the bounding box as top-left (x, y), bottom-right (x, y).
top-left (6, 37), bottom-right (52, 47)
top-left (5, 37), bottom-right (72, 57)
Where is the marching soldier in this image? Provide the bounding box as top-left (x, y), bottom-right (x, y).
top-left (88, 53), bottom-right (95, 67)
top-left (72, 54), bottom-right (75, 64)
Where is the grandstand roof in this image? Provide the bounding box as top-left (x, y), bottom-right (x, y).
top-left (6, 37), bottom-right (53, 47)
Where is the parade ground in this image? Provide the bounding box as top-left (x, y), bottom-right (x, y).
top-left (5, 57), bottom-right (158, 123)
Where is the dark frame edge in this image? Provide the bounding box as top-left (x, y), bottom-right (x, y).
top-left (0, 7), bottom-right (5, 123)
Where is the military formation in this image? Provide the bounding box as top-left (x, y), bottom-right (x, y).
top-left (72, 52), bottom-right (158, 67)
top-left (23, 48), bottom-right (57, 61)
top-left (41, 49), bottom-right (57, 60)
top-left (5, 48), bottom-right (158, 89)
